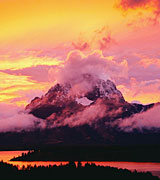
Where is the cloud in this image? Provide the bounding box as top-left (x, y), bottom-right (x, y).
top-left (72, 26), bottom-right (115, 52)
top-left (51, 99), bottom-right (106, 127)
top-left (1, 65), bottom-right (56, 82)
top-left (99, 33), bottom-right (116, 50)
top-left (49, 99), bottom-right (123, 128)
top-left (138, 57), bottom-right (160, 67)
top-left (0, 51), bottom-right (61, 71)
top-left (117, 77), bottom-right (160, 104)
top-left (110, 49), bottom-right (160, 104)
top-left (0, 71), bottom-right (51, 106)
top-left (118, 0), bottom-right (152, 10)
top-left (52, 101), bottom-right (160, 132)
top-left (0, 103), bottom-right (45, 132)
top-left (49, 50), bottom-right (128, 86)
top-left (117, 0), bottom-right (160, 24)
top-left (72, 42), bottom-right (90, 51)
top-left (47, 49), bottom-right (160, 104)
top-left (115, 104), bottom-right (160, 131)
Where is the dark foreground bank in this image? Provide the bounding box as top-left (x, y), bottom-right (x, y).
top-left (0, 161), bottom-right (159, 180)
top-left (11, 145), bottom-right (160, 162)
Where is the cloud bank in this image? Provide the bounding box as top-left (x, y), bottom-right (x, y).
top-left (115, 104), bottom-right (160, 131)
top-left (0, 103), bottom-right (45, 132)
top-left (49, 98), bottom-right (123, 128)
top-left (49, 50), bottom-right (127, 85)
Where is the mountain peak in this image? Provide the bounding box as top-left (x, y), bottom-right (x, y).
top-left (46, 83), bottom-right (71, 95)
top-left (26, 75), bottom-right (125, 111)
top-left (25, 73), bottom-right (129, 120)
top-left (85, 78), bottom-right (125, 102)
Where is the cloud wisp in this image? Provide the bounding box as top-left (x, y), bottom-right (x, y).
top-left (114, 104), bottom-right (160, 131)
top-left (0, 103), bottom-right (45, 132)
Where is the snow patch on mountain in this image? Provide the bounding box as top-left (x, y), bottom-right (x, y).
top-left (76, 97), bottom-right (94, 106)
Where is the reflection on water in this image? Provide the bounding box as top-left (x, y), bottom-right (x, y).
top-left (0, 151), bottom-right (68, 168)
top-left (0, 151), bottom-right (27, 162)
top-left (0, 151), bottom-right (160, 177)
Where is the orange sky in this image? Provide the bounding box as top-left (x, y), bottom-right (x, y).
top-left (0, 0), bottom-right (160, 105)
top-left (0, 1), bottom-right (120, 46)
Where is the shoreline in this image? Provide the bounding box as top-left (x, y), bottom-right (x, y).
top-left (9, 159), bottom-right (160, 163)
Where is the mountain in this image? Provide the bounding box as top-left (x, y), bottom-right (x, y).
top-left (25, 74), bottom-right (126, 119)
top-left (26, 74), bottom-right (153, 125)
top-left (0, 74), bottom-right (158, 150)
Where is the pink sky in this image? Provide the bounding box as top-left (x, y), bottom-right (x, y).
top-left (0, 0), bottom-right (160, 106)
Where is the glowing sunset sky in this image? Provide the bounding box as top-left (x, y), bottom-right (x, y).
top-left (0, 0), bottom-right (160, 106)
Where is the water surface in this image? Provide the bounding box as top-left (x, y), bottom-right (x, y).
top-left (0, 151), bottom-right (160, 177)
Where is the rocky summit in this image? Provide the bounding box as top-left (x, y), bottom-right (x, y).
top-left (26, 74), bottom-right (153, 127)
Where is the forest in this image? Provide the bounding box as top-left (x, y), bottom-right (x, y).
top-left (0, 160), bottom-right (159, 180)
top-left (11, 145), bottom-right (160, 162)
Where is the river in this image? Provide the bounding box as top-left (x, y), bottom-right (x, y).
top-left (0, 151), bottom-right (160, 178)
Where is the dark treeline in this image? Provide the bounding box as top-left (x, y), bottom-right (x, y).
top-left (0, 161), bottom-right (159, 180)
top-left (11, 145), bottom-right (160, 162)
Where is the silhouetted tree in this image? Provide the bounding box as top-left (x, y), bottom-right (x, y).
top-left (0, 161), bottom-right (159, 180)
top-left (77, 161), bottom-right (82, 168)
top-left (68, 161), bottom-right (76, 168)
